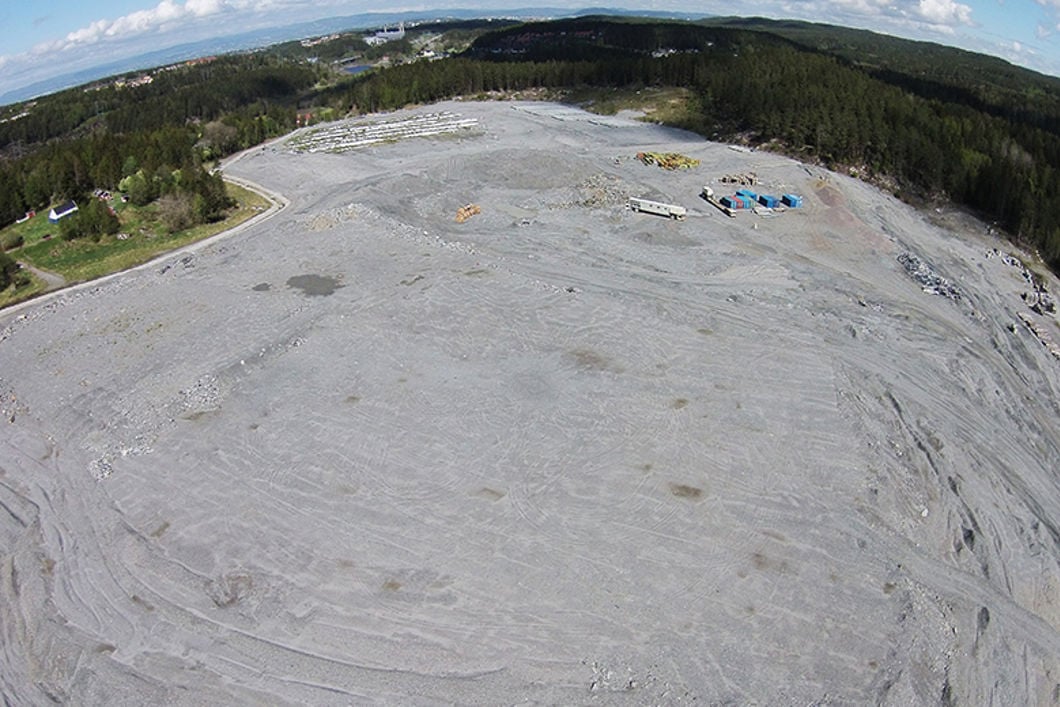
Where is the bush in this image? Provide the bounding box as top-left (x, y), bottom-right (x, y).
top-left (1, 233), bottom-right (24, 251)
top-left (119, 171), bottom-right (156, 206)
top-left (0, 250), bottom-right (18, 290)
top-left (158, 193), bottom-right (196, 232)
top-left (60, 199), bottom-right (120, 241)
top-left (59, 216), bottom-right (84, 241)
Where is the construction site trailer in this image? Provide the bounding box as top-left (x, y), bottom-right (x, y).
top-left (628, 197), bottom-right (687, 220)
top-left (783, 194), bottom-right (803, 208)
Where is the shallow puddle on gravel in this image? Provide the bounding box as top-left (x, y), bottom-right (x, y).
top-left (286, 274), bottom-right (342, 296)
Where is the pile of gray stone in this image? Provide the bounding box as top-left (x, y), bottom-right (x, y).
top-left (897, 251), bottom-right (962, 302)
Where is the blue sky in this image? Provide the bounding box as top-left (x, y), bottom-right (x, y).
top-left (0, 0), bottom-right (1058, 101)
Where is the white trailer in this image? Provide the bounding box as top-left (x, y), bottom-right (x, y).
top-left (628, 197), bottom-right (686, 220)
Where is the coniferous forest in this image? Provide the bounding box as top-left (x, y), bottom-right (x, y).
top-left (1, 16), bottom-right (1058, 278)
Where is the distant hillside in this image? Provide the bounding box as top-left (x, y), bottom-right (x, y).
top-left (0, 10), bottom-right (488, 106)
top-left (703, 17), bottom-right (1060, 136)
top-left (2, 14), bottom-right (1058, 272)
top-left (0, 7), bottom-right (711, 106)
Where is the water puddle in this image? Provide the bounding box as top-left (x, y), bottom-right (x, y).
top-left (286, 274), bottom-right (342, 296)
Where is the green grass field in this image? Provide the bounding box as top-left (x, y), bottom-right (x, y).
top-left (562, 86), bottom-right (698, 124)
top-left (0, 182), bottom-right (270, 310)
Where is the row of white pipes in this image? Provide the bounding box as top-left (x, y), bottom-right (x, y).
top-left (291, 112), bottom-right (479, 153)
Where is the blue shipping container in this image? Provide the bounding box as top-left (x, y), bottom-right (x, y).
top-left (782, 194), bottom-right (803, 208)
top-left (739, 195), bottom-right (754, 209)
top-left (720, 195), bottom-right (740, 209)
top-left (758, 194), bottom-right (779, 208)
top-left (736, 189), bottom-right (758, 200)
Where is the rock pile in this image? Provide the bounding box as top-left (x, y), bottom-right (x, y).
top-left (897, 251), bottom-right (962, 302)
top-left (1022, 289), bottom-right (1056, 315)
top-left (719, 173), bottom-right (759, 185)
top-left (1018, 312), bottom-right (1060, 360)
top-left (987, 248), bottom-right (1057, 315)
top-left (576, 173), bottom-right (628, 208)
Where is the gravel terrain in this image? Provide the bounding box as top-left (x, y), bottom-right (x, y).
top-left (2, 101), bottom-right (1059, 704)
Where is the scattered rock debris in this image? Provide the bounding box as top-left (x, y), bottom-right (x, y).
top-left (719, 172), bottom-right (759, 185)
top-left (575, 173), bottom-right (628, 208)
top-left (1017, 312), bottom-right (1060, 361)
top-left (897, 251), bottom-right (962, 302)
top-left (0, 381), bottom-right (28, 423)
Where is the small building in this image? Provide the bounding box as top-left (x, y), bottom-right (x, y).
top-left (48, 201), bottom-right (78, 223)
top-left (365, 22), bottom-right (405, 46)
top-left (758, 194), bottom-right (780, 208)
top-left (782, 194), bottom-right (803, 208)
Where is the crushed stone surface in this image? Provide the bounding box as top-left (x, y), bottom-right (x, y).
top-left (2, 101), bottom-right (1059, 704)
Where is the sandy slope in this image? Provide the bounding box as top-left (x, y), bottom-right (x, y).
top-left (2, 101), bottom-right (1059, 704)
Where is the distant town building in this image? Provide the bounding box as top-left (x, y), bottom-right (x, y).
top-left (115, 74), bottom-right (154, 89)
top-left (301, 34), bottom-right (341, 48)
top-left (365, 22), bottom-right (405, 46)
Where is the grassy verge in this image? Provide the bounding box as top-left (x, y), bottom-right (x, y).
top-left (561, 86), bottom-right (699, 126)
top-left (0, 271), bottom-right (48, 310)
top-left (0, 181), bottom-right (270, 309)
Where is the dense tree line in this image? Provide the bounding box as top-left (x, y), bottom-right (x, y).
top-left (0, 249), bottom-right (19, 290)
top-left (711, 18), bottom-right (1060, 136)
top-left (0, 55), bottom-right (315, 238)
top-left (0, 55), bottom-right (321, 151)
top-left (1, 128), bottom-right (181, 221)
top-left (58, 198), bottom-right (120, 241)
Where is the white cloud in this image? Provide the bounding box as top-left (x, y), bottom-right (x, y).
top-left (827, 0), bottom-right (896, 15)
top-left (0, 0), bottom-right (381, 99)
top-left (45, 0), bottom-right (277, 53)
top-left (916, 0), bottom-right (973, 25)
top-left (780, 0), bottom-right (974, 32)
top-left (186, 0), bottom-right (226, 14)
top-left (106, 1), bottom-right (183, 38)
top-left (65, 20), bottom-right (110, 47)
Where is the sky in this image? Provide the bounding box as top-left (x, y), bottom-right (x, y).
top-left (0, 0), bottom-right (1058, 102)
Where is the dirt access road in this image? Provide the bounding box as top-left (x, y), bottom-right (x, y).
top-left (1, 101), bottom-right (1059, 704)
